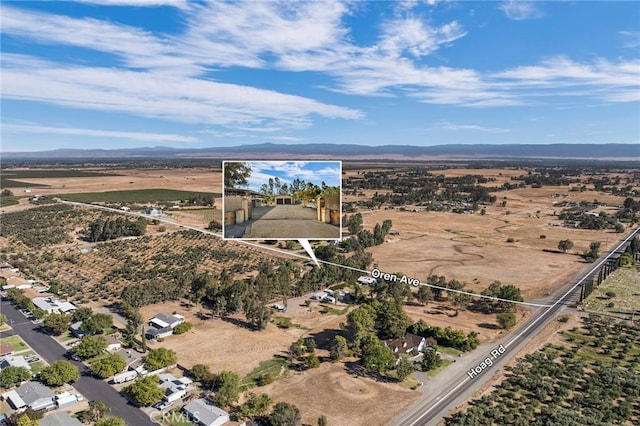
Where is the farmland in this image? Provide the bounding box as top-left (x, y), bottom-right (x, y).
top-left (57, 188), bottom-right (220, 204)
top-left (583, 264), bottom-right (640, 320)
top-left (0, 168), bottom-right (120, 188)
top-left (445, 315), bottom-right (640, 425)
top-left (8, 230), bottom-right (266, 304)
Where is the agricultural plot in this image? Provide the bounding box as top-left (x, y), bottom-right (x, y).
top-left (10, 230), bottom-right (265, 304)
top-left (583, 264), bottom-right (640, 320)
top-left (445, 315), bottom-right (640, 425)
top-left (0, 204), bottom-right (114, 251)
top-left (1, 169), bottom-right (120, 188)
top-left (57, 188), bottom-right (220, 205)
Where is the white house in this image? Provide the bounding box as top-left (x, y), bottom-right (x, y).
top-left (145, 313), bottom-right (184, 340)
top-left (384, 333), bottom-right (427, 360)
top-left (183, 398), bottom-right (229, 426)
top-left (32, 297), bottom-right (76, 314)
top-left (3, 381), bottom-right (55, 411)
top-left (105, 335), bottom-right (122, 352)
top-left (158, 374), bottom-right (193, 403)
top-left (0, 355), bottom-right (30, 370)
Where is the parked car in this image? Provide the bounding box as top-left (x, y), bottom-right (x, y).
top-left (154, 400), bottom-right (174, 411)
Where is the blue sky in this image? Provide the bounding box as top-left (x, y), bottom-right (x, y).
top-left (232, 161), bottom-right (341, 192)
top-left (1, 0), bottom-right (639, 152)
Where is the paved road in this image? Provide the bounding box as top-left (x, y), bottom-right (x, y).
top-left (396, 226), bottom-right (640, 426)
top-left (0, 300), bottom-right (155, 426)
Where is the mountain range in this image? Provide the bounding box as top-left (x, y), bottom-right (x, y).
top-left (3, 143), bottom-right (639, 160)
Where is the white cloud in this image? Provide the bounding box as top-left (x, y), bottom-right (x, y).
top-left (499, 1), bottom-right (543, 20)
top-left (73, 0), bottom-right (190, 8)
top-left (620, 31), bottom-right (640, 49)
top-left (437, 121), bottom-right (511, 133)
top-left (3, 124), bottom-right (196, 142)
top-left (1, 54), bottom-right (362, 129)
top-left (493, 56), bottom-right (640, 102)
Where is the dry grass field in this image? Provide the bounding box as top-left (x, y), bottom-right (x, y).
top-left (362, 183), bottom-right (630, 299)
top-left (264, 362), bottom-right (420, 426)
top-left (4, 168), bottom-right (222, 196)
top-left (141, 296), bottom-right (349, 376)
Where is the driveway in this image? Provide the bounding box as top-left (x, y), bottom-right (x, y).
top-left (0, 299), bottom-right (155, 426)
top-left (225, 205), bottom-right (340, 239)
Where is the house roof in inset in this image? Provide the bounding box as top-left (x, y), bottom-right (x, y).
top-left (40, 412), bottom-right (83, 426)
top-left (183, 398), bottom-right (229, 426)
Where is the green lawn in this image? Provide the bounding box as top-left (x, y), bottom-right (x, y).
top-left (319, 304), bottom-right (350, 315)
top-left (161, 409), bottom-right (193, 426)
top-left (29, 361), bottom-right (46, 375)
top-left (57, 189), bottom-right (220, 204)
top-left (426, 359), bottom-right (453, 377)
top-left (241, 357), bottom-right (289, 390)
top-left (438, 346), bottom-right (463, 357)
top-left (0, 196), bottom-right (20, 207)
top-left (0, 335), bottom-right (28, 351)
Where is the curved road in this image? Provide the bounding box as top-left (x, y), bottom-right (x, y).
top-left (396, 226), bottom-right (640, 426)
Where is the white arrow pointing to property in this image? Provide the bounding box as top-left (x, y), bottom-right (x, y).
top-left (299, 239), bottom-right (320, 267)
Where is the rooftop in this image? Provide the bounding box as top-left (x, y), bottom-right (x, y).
top-left (40, 412), bottom-right (83, 426)
top-left (183, 398), bottom-right (229, 426)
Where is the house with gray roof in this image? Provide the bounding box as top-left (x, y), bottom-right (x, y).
top-left (145, 313), bottom-right (184, 340)
top-left (182, 398), bottom-right (229, 426)
top-left (2, 381), bottom-right (55, 411)
top-left (32, 297), bottom-right (76, 314)
top-left (40, 411), bottom-right (82, 426)
top-left (158, 373), bottom-right (193, 403)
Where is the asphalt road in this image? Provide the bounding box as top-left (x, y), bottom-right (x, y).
top-left (396, 226), bottom-right (640, 426)
top-left (0, 299), bottom-right (155, 426)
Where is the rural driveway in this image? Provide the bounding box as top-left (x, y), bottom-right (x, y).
top-left (226, 205), bottom-right (340, 239)
top-left (0, 299), bottom-right (155, 426)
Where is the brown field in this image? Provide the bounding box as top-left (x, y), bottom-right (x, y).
top-left (166, 207), bottom-right (222, 228)
top-left (5, 168), bottom-right (221, 195)
top-left (363, 185), bottom-right (630, 299)
top-left (264, 362), bottom-right (420, 426)
top-left (141, 296), bottom-right (350, 376)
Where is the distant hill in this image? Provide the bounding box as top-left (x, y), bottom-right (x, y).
top-left (2, 143), bottom-right (639, 160)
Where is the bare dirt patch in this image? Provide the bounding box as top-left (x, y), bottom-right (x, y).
top-left (265, 361), bottom-right (420, 426)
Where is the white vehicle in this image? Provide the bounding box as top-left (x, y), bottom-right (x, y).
top-left (357, 276), bottom-right (377, 285)
top-left (154, 400), bottom-right (174, 410)
top-left (112, 370), bottom-right (138, 384)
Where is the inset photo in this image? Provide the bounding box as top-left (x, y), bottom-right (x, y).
top-left (223, 161), bottom-right (342, 240)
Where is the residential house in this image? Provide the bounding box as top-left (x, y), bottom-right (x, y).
top-left (182, 398), bottom-right (230, 426)
top-left (158, 373), bottom-right (193, 403)
top-left (69, 321), bottom-right (89, 339)
top-left (40, 411), bottom-right (83, 426)
top-left (0, 355), bottom-right (30, 370)
top-left (32, 297), bottom-right (76, 314)
top-left (3, 381), bottom-right (55, 411)
top-left (384, 333), bottom-right (426, 360)
top-left (275, 195), bottom-right (294, 205)
top-left (105, 335), bottom-right (122, 352)
top-left (145, 313), bottom-right (184, 340)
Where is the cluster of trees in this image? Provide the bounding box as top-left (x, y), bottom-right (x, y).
top-left (186, 193), bottom-right (216, 206)
top-left (40, 360), bottom-right (79, 386)
top-left (77, 400), bottom-right (126, 426)
top-left (344, 169), bottom-right (502, 209)
top-left (91, 354), bottom-right (127, 379)
top-left (407, 320), bottom-right (479, 352)
top-left (87, 217), bottom-right (147, 242)
top-left (0, 366), bottom-right (31, 388)
top-left (339, 219), bottom-right (393, 252)
top-left (0, 204), bottom-right (89, 249)
top-left (476, 281), bottom-right (524, 313)
top-left (4, 288), bottom-right (44, 319)
top-left (344, 300), bottom-right (411, 374)
top-left (288, 337), bottom-right (320, 370)
top-left (144, 347), bottom-right (177, 371)
top-left (583, 241), bottom-right (601, 263)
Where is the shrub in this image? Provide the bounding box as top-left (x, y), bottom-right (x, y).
top-left (172, 322), bottom-right (192, 335)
